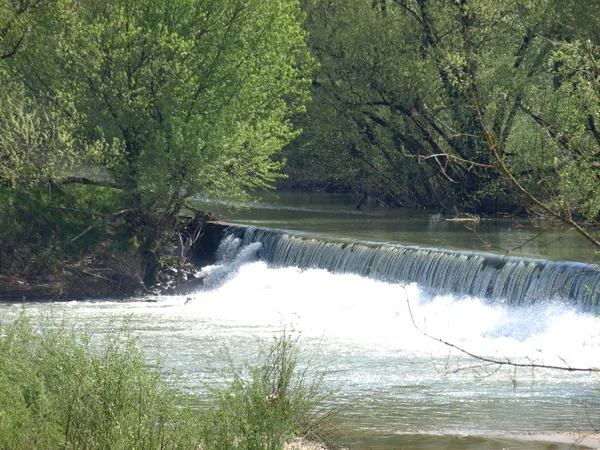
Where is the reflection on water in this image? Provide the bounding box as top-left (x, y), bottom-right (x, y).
top-left (192, 191), bottom-right (597, 262)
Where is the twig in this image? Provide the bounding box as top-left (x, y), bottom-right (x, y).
top-left (407, 153), bottom-right (496, 170)
top-left (68, 209), bottom-right (135, 245)
top-left (79, 269), bottom-right (112, 282)
top-left (471, 90), bottom-right (600, 249)
top-left (402, 286), bottom-right (595, 372)
top-left (376, 267), bottom-right (597, 373)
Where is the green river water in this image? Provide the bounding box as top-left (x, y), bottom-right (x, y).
top-left (203, 191), bottom-right (598, 263)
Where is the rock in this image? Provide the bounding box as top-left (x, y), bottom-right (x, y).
top-left (172, 275), bottom-right (206, 295)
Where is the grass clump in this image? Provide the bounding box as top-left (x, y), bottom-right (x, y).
top-left (0, 311), bottom-right (197, 449)
top-left (0, 313), bottom-right (341, 450)
top-left (199, 330), bottom-right (342, 450)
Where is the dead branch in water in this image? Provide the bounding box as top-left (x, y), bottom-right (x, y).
top-left (377, 267), bottom-right (598, 373)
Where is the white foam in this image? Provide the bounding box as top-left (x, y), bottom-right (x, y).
top-left (159, 261), bottom-right (600, 369)
top-left (3, 260), bottom-right (600, 435)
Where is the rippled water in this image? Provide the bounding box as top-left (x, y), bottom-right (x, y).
top-left (3, 258), bottom-right (600, 448)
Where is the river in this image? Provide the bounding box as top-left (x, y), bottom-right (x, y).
top-left (3, 192), bottom-right (600, 449)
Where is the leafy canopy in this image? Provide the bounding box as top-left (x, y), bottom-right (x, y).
top-left (2, 0), bottom-right (312, 213)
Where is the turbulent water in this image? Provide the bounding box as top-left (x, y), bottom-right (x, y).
top-left (3, 233), bottom-right (600, 449)
top-left (232, 226), bottom-right (600, 310)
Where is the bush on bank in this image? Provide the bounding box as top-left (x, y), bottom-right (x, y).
top-left (0, 311), bottom-right (338, 449)
top-left (200, 330), bottom-right (341, 450)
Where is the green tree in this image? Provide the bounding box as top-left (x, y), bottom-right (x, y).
top-left (1, 0), bottom-right (99, 188)
top-left (474, 0), bottom-right (600, 245)
top-left (21, 0), bottom-right (312, 213)
top-left (288, 0), bottom-right (600, 228)
top-left (0, 0), bottom-right (313, 283)
top-left (287, 0), bottom-right (506, 209)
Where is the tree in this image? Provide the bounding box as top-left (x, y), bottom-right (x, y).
top-left (287, 0), bottom-right (600, 234)
top-left (0, 0), bottom-right (313, 285)
top-left (0, 0), bottom-right (99, 188)
top-left (15, 0), bottom-right (311, 214)
top-left (287, 0), bottom-right (509, 209)
top-left (467, 0), bottom-right (600, 246)
top-left (0, 0), bottom-right (56, 60)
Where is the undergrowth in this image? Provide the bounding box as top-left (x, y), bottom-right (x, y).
top-left (200, 330), bottom-right (343, 450)
top-left (0, 311), bottom-right (341, 449)
top-left (0, 185), bottom-right (120, 276)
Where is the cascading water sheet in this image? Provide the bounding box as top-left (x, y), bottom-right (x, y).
top-left (231, 225), bottom-right (600, 310)
top-left (3, 231), bottom-right (600, 448)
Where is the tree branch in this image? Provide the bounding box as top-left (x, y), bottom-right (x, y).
top-left (57, 177), bottom-right (120, 189)
top-left (68, 209), bottom-right (135, 245)
top-left (1, 32), bottom-right (25, 59)
top-left (473, 92), bottom-right (600, 249)
top-left (406, 153), bottom-right (496, 170)
top-left (404, 290), bottom-right (595, 372)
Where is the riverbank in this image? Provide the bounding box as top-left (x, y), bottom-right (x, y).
top-left (523, 432), bottom-right (600, 449)
top-left (0, 251), bottom-right (141, 302)
top-left (285, 433), bottom-right (600, 449)
top-left (0, 259), bottom-right (134, 301)
top-left (344, 432), bottom-right (600, 450)
top-left (0, 255), bottom-right (206, 301)
top-left (0, 214), bottom-right (217, 302)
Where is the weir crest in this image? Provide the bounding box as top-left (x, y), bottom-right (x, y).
top-left (202, 223), bottom-right (600, 310)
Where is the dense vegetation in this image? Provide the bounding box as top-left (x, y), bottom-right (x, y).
top-left (2, 0), bottom-right (600, 289)
top-left (0, 0), bottom-right (312, 288)
top-left (283, 1), bottom-right (600, 231)
top-left (0, 312), bottom-right (337, 449)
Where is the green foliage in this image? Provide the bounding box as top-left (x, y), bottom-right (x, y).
top-left (200, 330), bottom-right (341, 450)
top-left (0, 311), bottom-right (197, 449)
top-left (0, 79), bottom-right (104, 189)
top-left (17, 0), bottom-right (313, 211)
top-left (0, 0), bottom-right (313, 278)
top-left (0, 184), bottom-right (127, 275)
top-left (285, 0), bottom-right (600, 224)
top-left (0, 313), bottom-right (341, 450)
top-left (498, 0), bottom-right (600, 224)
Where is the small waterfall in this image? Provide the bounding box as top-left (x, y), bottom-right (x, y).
top-left (197, 234), bottom-right (263, 290)
top-left (213, 224), bottom-right (600, 310)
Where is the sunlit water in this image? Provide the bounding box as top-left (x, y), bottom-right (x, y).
top-left (3, 256), bottom-right (600, 448)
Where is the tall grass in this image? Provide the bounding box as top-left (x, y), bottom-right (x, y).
top-left (0, 311), bottom-right (196, 449)
top-left (199, 330), bottom-right (342, 450)
top-left (0, 311), bottom-right (341, 449)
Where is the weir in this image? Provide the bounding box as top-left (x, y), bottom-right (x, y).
top-left (200, 222), bottom-right (600, 311)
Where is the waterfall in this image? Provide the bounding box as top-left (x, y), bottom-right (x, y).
top-left (211, 224), bottom-right (600, 310)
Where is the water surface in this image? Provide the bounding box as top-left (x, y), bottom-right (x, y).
top-left (4, 262), bottom-right (600, 448)
top-left (194, 191), bottom-right (598, 262)
top-left (4, 193), bottom-right (599, 449)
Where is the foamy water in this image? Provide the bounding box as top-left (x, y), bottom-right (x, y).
top-left (2, 243), bottom-right (600, 441)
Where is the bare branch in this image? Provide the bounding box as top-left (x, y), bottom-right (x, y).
top-left (376, 267), bottom-right (597, 373)
top-left (68, 209), bottom-right (136, 245)
top-left (402, 284), bottom-right (595, 373)
top-left (406, 153), bottom-right (496, 170)
top-left (472, 91), bottom-right (600, 249)
top-left (56, 177), bottom-right (119, 189)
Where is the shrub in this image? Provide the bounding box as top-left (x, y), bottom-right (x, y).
top-left (199, 330), bottom-right (342, 450)
top-left (0, 311), bottom-right (197, 449)
top-left (0, 313), bottom-right (341, 450)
